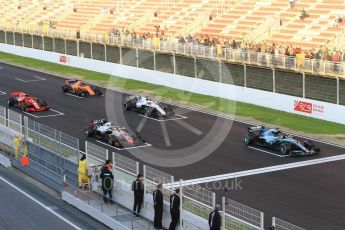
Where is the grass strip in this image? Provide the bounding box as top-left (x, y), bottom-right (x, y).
top-left (0, 51), bottom-right (344, 135)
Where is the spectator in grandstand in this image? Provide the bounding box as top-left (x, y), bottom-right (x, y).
top-left (288, 0), bottom-right (296, 9)
top-left (132, 174), bottom-right (144, 217)
top-left (169, 189), bottom-right (181, 230)
top-left (100, 160), bottom-right (114, 204)
top-left (78, 154), bottom-right (90, 189)
top-left (153, 183), bottom-right (164, 229)
top-left (209, 205), bottom-right (221, 230)
top-left (299, 8), bottom-right (309, 20)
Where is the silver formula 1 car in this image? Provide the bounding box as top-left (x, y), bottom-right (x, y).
top-left (124, 95), bottom-right (174, 118)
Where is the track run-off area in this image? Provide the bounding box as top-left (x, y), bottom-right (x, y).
top-left (0, 62), bottom-right (345, 229)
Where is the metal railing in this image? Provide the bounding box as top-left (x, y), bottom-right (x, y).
top-left (272, 217), bottom-right (306, 230)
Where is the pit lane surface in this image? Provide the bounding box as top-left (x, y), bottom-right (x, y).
top-left (0, 166), bottom-right (110, 230)
top-left (0, 62), bottom-right (344, 229)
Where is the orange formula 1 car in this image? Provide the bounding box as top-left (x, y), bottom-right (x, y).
top-left (62, 79), bottom-right (102, 97)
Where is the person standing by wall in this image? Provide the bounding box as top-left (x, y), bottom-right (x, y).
top-left (78, 154), bottom-right (90, 189)
top-left (169, 189), bottom-right (181, 230)
top-left (132, 174), bottom-right (144, 217)
top-left (153, 183), bottom-right (164, 229)
top-left (100, 160), bottom-right (114, 204)
top-left (209, 205), bottom-right (221, 230)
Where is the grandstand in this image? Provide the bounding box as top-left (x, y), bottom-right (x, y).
top-left (0, 0), bottom-right (344, 50)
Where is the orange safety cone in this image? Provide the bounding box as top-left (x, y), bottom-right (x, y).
top-left (21, 156), bottom-right (29, 167)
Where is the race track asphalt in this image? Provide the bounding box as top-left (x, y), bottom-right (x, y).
top-left (0, 166), bottom-right (110, 230)
top-left (0, 62), bottom-right (344, 229)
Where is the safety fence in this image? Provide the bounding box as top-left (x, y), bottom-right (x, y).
top-left (0, 106), bottom-right (305, 229)
top-left (0, 106), bottom-right (5, 126)
top-left (1, 29), bottom-right (344, 106)
top-left (272, 217), bottom-right (305, 230)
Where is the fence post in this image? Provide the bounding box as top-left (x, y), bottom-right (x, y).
top-left (19, 112), bottom-right (23, 135)
top-left (272, 217), bottom-right (276, 227)
top-left (302, 72), bottom-right (305, 98)
top-left (179, 179), bottom-right (183, 230)
top-left (222, 197), bottom-right (225, 230)
top-left (31, 34), bottom-right (33, 48)
top-left (171, 175), bottom-right (174, 189)
top-left (42, 35), bottom-right (44, 50)
top-left (23, 116), bottom-right (28, 138)
top-left (104, 43), bottom-right (107, 62)
top-left (4, 30), bottom-right (7, 44)
top-left (272, 67), bottom-right (275, 93)
top-left (243, 63), bottom-right (247, 88)
top-left (143, 165), bottom-right (146, 200)
top-left (119, 47), bottom-right (123, 64)
top-left (173, 53), bottom-right (176, 75)
top-left (85, 141), bottom-right (88, 157)
top-left (212, 192), bottom-right (216, 208)
top-left (153, 50), bottom-right (156, 70)
top-left (136, 161), bottom-right (139, 175)
top-left (194, 57), bottom-right (197, 78)
top-left (136, 48), bottom-right (139, 68)
top-left (21, 33), bottom-right (24, 47)
top-left (260, 212), bottom-right (264, 229)
top-left (337, 77), bottom-right (339, 105)
top-left (77, 40), bottom-right (80, 57)
top-left (105, 149), bottom-right (109, 160)
top-left (53, 37), bottom-right (55, 52)
top-left (90, 42), bottom-right (93, 59)
top-left (219, 60), bottom-right (222, 83)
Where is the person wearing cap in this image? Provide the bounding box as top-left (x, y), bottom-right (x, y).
top-left (132, 174), bottom-right (144, 217)
top-left (153, 183), bottom-right (164, 229)
top-left (209, 205), bottom-right (221, 230)
top-left (169, 189), bottom-right (181, 230)
top-left (100, 159), bottom-right (114, 204)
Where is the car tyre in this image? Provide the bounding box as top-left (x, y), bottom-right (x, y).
top-left (85, 127), bottom-right (95, 137)
top-left (280, 143), bottom-right (290, 155)
top-left (62, 85), bottom-right (69, 93)
top-left (244, 134), bottom-right (254, 145)
top-left (8, 97), bottom-right (15, 106)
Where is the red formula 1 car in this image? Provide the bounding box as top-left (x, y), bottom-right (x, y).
top-left (8, 92), bottom-right (49, 112)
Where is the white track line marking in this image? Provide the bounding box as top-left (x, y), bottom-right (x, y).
top-left (64, 93), bottom-right (84, 99)
top-left (0, 67), bottom-right (3, 69)
top-left (138, 113), bottom-right (187, 122)
top-left (96, 140), bottom-right (152, 150)
top-left (247, 146), bottom-right (289, 158)
top-left (172, 153), bottom-right (345, 186)
top-left (15, 76), bottom-right (46, 82)
top-left (0, 176), bottom-right (82, 230)
top-left (23, 109), bottom-right (64, 118)
top-left (0, 90), bottom-right (6, 95)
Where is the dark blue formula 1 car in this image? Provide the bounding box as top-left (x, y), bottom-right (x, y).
top-left (244, 126), bottom-right (320, 156)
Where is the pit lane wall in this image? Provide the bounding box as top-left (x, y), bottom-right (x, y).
top-left (1, 43), bottom-right (345, 125)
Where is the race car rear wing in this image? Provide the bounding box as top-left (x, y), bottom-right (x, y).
top-left (248, 125), bottom-right (265, 133)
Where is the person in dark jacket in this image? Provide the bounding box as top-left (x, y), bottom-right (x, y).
top-left (209, 205), bottom-right (221, 230)
top-left (100, 160), bottom-right (114, 204)
top-left (169, 189), bottom-right (180, 230)
top-left (132, 174), bottom-right (144, 217)
top-left (153, 183), bottom-right (164, 229)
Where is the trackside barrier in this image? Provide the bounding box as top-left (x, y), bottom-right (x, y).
top-left (85, 141), bottom-right (108, 163)
top-left (113, 152), bottom-right (139, 176)
top-left (272, 217), bottom-right (305, 230)
top-left (223, 197), bottom-right (264, 230)
top-left (27, 119), bottom-right (79, 163)
top-left (0, 106), bottom-right (5, 126)
top-left (7, 109), bottom-right (22, 134)
top-left (144, 165), bottom-right (174, 188)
